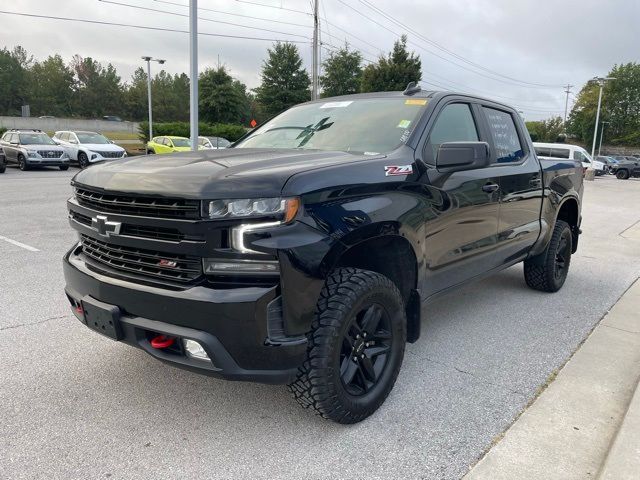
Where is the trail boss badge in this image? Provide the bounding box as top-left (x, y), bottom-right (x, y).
top-left (384, 165), bottom-right (413, 176)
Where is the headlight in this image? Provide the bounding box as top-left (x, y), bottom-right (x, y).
top-left (91, 153), bottom-right (98, 160)
top-left (26, 150), bottom-right (38, 158)
top-left (203, 197), bottom-right (300, 222)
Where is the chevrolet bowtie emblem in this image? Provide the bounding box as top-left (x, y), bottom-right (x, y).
top-left (91, 215), bottom-right (122, 237)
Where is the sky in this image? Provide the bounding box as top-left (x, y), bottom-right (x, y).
top-left (1, 0), bottom-right (639, 120)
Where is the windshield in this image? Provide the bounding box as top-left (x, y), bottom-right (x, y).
top-left (76, 132), bottom-right (110, 144)
top-left (19, 133), bottom-right (55, 145)
top-left (209, 137), bottom-right (231, 147)
top-left (171, 138), bottom-right (191, 147)
top-left (235, 97), bottom-right (427, 154)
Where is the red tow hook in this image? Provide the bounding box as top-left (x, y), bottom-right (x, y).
top-left (150, 335), bottom-right (176, 349)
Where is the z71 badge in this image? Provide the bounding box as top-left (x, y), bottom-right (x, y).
top-left (384, 165), bottom-right (413, 176)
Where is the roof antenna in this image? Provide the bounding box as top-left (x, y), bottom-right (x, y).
top-left (403, 81), bottom-right (421, 96)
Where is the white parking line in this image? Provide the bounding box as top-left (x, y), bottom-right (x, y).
top-left (0, 235), bottom-right (40, 252)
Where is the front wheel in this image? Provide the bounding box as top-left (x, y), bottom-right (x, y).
top-left (289, 268), bottom-right (406, 424)
top-left (524, 220), bottom-right (572, 292)
top-left (18, 155), bottom-right (29, 171)
top-left (616, 169), bottom-right (629, 180)
top-left (78, 152), bottom-right (89, 169)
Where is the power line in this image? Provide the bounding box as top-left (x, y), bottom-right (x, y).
top-left (153, 0), bottom-right (310, 29)
top-left (0, 9), bottom-right (310, 43)
top-left (333, 0), bottom-right (566, 90)
top-left (234, 0), bottom-right (312, 16)
top-left (98, 0), bottom-right (309, 39)
top-left (355, 0), bottom-right (565, 89)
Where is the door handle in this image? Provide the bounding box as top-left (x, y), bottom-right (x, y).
top-left (482, 183), bottom-right (499, 193)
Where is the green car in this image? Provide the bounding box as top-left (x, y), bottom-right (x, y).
top-left (146, 136), bottom-right (203, 154)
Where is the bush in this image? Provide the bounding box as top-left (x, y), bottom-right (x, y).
top-left (0, 127), bottom-right (6, 137)
top-left (138, 122), bottom-right (247, 143)
top-left (610, 131), bottom-right (640, 146)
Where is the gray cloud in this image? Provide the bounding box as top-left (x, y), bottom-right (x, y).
top-left (2, 0), bottom-right (639, 119)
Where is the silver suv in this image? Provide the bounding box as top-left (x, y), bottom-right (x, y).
top-left (0, 129), bottom-right (70, 171)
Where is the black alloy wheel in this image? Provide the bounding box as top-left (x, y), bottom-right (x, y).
top-left (340, 303), bottom-right (393, 396)
top-left (18, 154), bottom-right (29, 171)
top-left (78, 152), bottom-right (89, 169)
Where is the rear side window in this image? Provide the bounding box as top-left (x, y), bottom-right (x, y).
top-left (427, 103), bottom-right (478, 159)
top-left (483, 107), bottom-right (524, 163)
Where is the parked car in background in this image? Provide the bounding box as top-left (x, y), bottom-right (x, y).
top-left (102, 115), bottom-right (123, 122)
top-left (53, 131), bottom-right (127, 168)
top-left (609, 156), bottom-right (640, 179)
top-left (0, 129), bottom-right (69, 171)
top-left (199, 136), bottom-right (231, 149)
top-left (146, 136), bottom-right (203, 154)
top-left (533, 142), bottom-right (604, 174)
top-left (0, 148), bottom-right (6, 173)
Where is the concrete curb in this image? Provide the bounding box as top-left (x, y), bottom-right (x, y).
top-left (464, 278), bottom-right (640, 480)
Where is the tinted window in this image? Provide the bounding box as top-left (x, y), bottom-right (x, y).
top-left (550, 148), bottom-right (570, 159)
top-left (574, 150), bottom-right (589, 162)
top-left (427, 103), bottom-right (478, 159)
top-left (534, 146), bottom-right (550, 157)
top-left (483, 107), bottom-right (524, 163)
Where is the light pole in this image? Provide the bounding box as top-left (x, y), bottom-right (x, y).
top-left (598, 121), bottom-right (609, 157)
top-left (142, 56), bottom-right (166, 150)
top-left (188, 0), bottom-right (198, 151)
top-left (590, 77), bottom-right (615, 159)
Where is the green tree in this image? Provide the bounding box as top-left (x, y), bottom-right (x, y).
top-left (199, 66), bottom-right (248, 124)
top-left (320, 44), bottom-right (362, 97)
top-left (71, 55), bottom-right (124, 118)
top-left (255, 42), bottom-right (310, 117)
top-left (28, 55), bottom-right (75, 116)
top-left (361, 35), bottom-right (421, 92)
top-left (124, 67), bottom-right (149, 121)
top-left (0, 47), bottom-right (29, 115)
top-left (525, 117), bottom-right (565, 143)
top-left (567, 63), bottom-right (640, 147)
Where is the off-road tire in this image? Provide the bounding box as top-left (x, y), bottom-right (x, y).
top-left (288, 268), bottom-right (406, 424)
top-left (616, 169), bottom-right (629, 180)
top-left (524, 220), bottom-right (572, 292)
top-left (78, 152), bottom-right (89, 169)
top-left (18, 154), bottom-right (29, 171)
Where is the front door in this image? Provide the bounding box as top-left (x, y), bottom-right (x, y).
top-left (419, 101), bottom-right (502, 297)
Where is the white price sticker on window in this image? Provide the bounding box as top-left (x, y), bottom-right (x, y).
top-left (319, 101), bottom-right (353, 109)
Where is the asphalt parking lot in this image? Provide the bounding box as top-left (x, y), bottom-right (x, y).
top-left (1, 166), bottom-right (639, 480)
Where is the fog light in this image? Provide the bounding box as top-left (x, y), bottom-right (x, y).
top-left (183, 339), bottom-right (210, 361)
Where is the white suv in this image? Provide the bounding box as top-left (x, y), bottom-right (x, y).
top-left (533, 142), bottom-right (605, 173)
top-left (53, 131), bottom-right (126, 168)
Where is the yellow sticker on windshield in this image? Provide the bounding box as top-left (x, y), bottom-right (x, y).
top-left (397, 120), bottom-right (411, 128)
top-left (405, 99), bottom-right (428, 106)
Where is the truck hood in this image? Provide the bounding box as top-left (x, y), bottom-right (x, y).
top-left (72, 148), bottom-right (381, 198)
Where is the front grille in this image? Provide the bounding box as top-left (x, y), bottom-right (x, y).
top-left (81, 234), bottom-right (202, 283)
top-left (38, 150), bottom-right (63, 158)
top-left (75, 188), bottom-right (200, 219)
top-left (95, 151), bottom-right (124, 158)
top-left (69, 211), bottom-right (185, 242)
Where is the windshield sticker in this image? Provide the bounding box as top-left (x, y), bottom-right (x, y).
top-left (397, 119), bottom-right (412, 129)
top-left (400, 128), bottom-right (412, 143)
top-left (405, 99), bottom-right (428, 106)
top-left (319, 101), bottom-right (353, 109)
top-left (384, 165), bottom-right (413, 176)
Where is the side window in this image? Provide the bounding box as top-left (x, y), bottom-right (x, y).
top-left (9, 133), bottom-right (18, 143)
top-left (165, 138), bottom-right (173, 147)
top-left (483, 107), bottom-right (525, 163)
top-left (427, 103), bottom-right (478, 160)
top-left (534, 146), bottom-right (551, 157)
top-left (551, 148), bottom-right (570, 159)
top-left (61, 132), bottom-right (69, 142)
top-left (574, 150), bottom-right (589, 162)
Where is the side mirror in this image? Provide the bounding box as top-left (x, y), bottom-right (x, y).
top-left (436, 141), bottom-right (491, 173)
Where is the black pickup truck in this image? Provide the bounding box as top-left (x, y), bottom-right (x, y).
top-left (63, 87), bottom-right (583, 423)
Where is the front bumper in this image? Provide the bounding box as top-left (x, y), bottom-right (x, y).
top-left (27, 157), bottom-right (70, 166)
top-left (63, 245), bottom-right (307, 384)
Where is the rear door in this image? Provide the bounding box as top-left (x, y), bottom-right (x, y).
top-left (479, 105), bottom-right (543, 266)
top-left (5, 133), bottom-right (19, 163)
top-left (420, 100), bottom-right (502, 295)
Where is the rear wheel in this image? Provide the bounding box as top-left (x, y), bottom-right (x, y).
top-left (18, 154), bottom-right (29, 171)
top-left (146, 149), bottom-right (155, 155)
top-left (289, 268), bottom-right (406, 424)
top-left (0, 164), bottom-right (5, 174)
top-left (78, 152), bottom-right (89, 169)
top-left (616, 169), bottom-right (629, 180)
top-left (524, 220), bottom-right (572, 292)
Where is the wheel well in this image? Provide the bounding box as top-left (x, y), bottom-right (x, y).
top-left (557, 198), bottom-right (579, 252)
top-left (335, 235), bottom-right (421, 342)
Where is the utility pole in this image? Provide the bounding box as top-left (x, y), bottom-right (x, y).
top-left (189, 0), bottom-right (199, 151)
top-left (591, 77), bottom-right (615, 160)
top-left (311, 0), bottom-right (319, 100)
top-left (141, 56), bottom-right (166, 151)
top-left (563, 84), bottom-right (573, 124)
